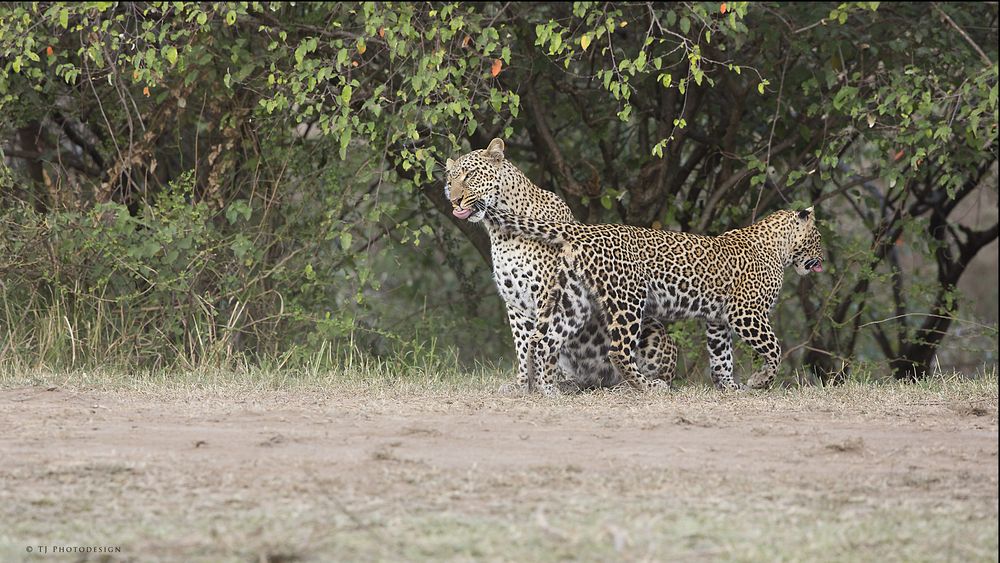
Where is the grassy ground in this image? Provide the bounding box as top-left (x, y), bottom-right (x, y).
top-left (0, 367), bottom-right (997, 562)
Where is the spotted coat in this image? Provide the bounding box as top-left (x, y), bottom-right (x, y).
top-left (482, 205), bottom-right (825, 394)
top-left (445, 138), bottom-right (677, 393)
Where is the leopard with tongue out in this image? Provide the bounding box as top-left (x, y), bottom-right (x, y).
top-left (445, 138), bottom-right (678, 394)
top-left (480, 204), bottom-right (825, 394)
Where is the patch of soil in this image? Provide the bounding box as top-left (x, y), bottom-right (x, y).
top-left (1, 385), bottom-right (996, 561)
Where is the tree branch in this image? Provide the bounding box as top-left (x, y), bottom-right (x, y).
top-left (522, 81), bottom-right (591, 200)
top-left (933, 3), bottom-right (993, 66)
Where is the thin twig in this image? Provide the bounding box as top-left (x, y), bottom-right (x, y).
top-left (752, 52), bottom-right (790, 222)
top-left (793, 18), bottom-right (827, 35)
top-left (859, 313), bottom-right (997, 332)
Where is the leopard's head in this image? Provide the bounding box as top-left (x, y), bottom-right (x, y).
top-left (789, 207), bottom-right (825, 276)
top-left (444, 138), bottom-right (509, 224)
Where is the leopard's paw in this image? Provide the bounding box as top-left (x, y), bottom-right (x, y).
top-left (748, 370), bottom-right (775, 390)
top-left (498, 382), bottom-right (530, 396)
top-left (647, 378), bottom-right (672, 393)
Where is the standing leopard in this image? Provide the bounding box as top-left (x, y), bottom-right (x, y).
top-left (481, 205), bottom-right (825, 395)
top-left (444, 138), bottom-right (678, 393)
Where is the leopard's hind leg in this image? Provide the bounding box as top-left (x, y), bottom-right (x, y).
top-left (636, 319), bottom-right (678, 386)
top-left (596, 283), bottom-right (669, 392)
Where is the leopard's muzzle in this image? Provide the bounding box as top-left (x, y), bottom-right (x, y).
top-left (804, 258), bottom-right (823, 273)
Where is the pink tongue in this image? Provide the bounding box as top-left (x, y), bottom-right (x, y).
top-left (812, 264), bottom-right (824, 273)
top-left (453, 207), bottom-right (473, 219)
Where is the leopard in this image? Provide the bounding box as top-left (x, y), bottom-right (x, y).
top-left (480, 204), bottom-right (825, 395)
top-left (444, 138), bottom-right (678, 393)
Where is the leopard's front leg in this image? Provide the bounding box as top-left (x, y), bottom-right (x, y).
top-left (531, 269), bottom-right (590, 397)
top-left (499, 304), bottom-right (535, 395)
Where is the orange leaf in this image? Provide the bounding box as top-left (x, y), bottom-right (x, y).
top-left (491, 59), bottom-right (502, 77)
top-left (351, 60), bottom-right (359, 67)
top-left (143, 86), bottom-right (150, 97)
top-left (462, 35), bottom-right (471, 48)
top-left (133, 70), bottom-right (140, 80)
top-left (46, 45), bottom-right (54, 56)
top-left (378, 27), bottom-right (385, 38)
top-left (894, 149), bottom-right (905, 161)
top-left (720, 3), bottom-right (727, 13)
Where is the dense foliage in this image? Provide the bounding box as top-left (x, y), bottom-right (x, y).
top-left (1, 2), bottom-right (996, 381)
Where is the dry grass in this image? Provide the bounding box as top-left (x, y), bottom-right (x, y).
top-left (2, 362), bottom-right (996, 406)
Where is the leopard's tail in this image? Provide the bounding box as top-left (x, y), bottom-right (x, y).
top-left (484, 208), bottom-right (570, 245)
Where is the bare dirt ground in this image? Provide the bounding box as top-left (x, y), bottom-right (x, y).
top-left (1, 380), bottom-right (997, 562)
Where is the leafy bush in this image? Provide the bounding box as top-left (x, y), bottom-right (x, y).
top-left (0, 2), bottom-right (995, 381)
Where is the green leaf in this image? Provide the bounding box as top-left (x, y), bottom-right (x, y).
top-left (679, 16), bottom-right (690, 34)
top-left (339, 127), bottom-right (352, 160)
top-left (651, 139), bottom-right (667, 158)
top-left (535, 23), bottom-right (548, 43)
top-left (165, 45), bottom-right (178, 66)
top-left (831, 86), bottom-right (857, 110)
top-left (59, 8), bottom-right (69, 29)
top-left (635, 50), bottom-right (647, 71)
top-left (225, 200), bottom-right (252, 224)
top-left (550, 31), bottom-right (562, 53)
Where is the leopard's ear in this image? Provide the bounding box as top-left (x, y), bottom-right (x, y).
top-left (445, 158), bottom-right (456, 172)
top-left (484, 138), bottom-right (505, 163)
top-left (798, 206), bottom-right (814, 221)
